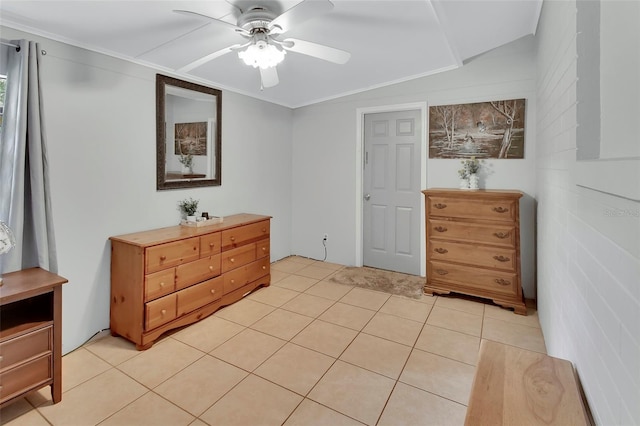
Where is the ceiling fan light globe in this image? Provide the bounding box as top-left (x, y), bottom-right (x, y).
top-left (238, 43), bottom-right (286, 69)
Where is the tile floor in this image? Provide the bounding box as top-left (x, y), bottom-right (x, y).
top-left (1, 256), bottom-right (545, 426)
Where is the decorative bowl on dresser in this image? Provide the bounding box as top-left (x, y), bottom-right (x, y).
top-left (422, 189), bottom-right (526, 315)
top-left (109, 213), bottom-right (271, 350)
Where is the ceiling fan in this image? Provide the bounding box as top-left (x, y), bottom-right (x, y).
top-left (174, 0), bottom-right (351, 89)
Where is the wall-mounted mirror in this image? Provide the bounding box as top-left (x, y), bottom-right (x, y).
top-left (156, 74), bottom-right (222, 190)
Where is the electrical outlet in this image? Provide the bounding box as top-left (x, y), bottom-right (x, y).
top-left (323, 233), bottom-right (328, 241)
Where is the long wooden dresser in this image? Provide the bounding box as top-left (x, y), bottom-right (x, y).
top-left (422, 189), bottom-right (526, 315)
top-left (110, 213), bottom-right (271, 349)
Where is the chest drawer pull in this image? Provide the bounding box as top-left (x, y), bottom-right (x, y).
top-left (262, 228), bottom-right (267, 233)
top-left (230, 258), bottom-right (235, 263)
top-left (161, 309), bottom-right (167, 315)
top-left (209, 243), bottom-right (215, 248)
top-left (209, 266), bottom-right (214, 271)
top-left (493, 231), bottom-right (510, 239)
top-left (492, 206), bottom-right (509, 213)
top-left (230, 236), bottom-right (236, 242)
top-left (210, 289), bottom-right (216, 294)
top-left (160, 255), bottom-right (166, 261)
top-left (434, 203), bottom-right (447, 209)
top-left (434, 248), bottom-right (448, 254)
top-left (493, 255), bottom-right (511, 262)
top-left (434, 226), bottom-right (448, 233)
top-left (494, 278), bottom-right (511, 286)
top-left (435, 269), bottom-right (449, 275)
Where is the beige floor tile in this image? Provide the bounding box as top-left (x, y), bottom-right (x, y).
top-left (188, 419), bottom-right (208, 426)
top-left (61, 347), bottom-right (112, 392)
top-left (291, 320), bottom-right (358, 357)
top-left (270, 269), bottom-right (290, 284)
top-left (318, 302), bottom-right (376, 331)
top-left (99, 392), bottom-right (194, 426)
top-left (213, 298), bottom-right (275, 326)
top-left (254, 343), bottom-right (335, 395)
top-left (484, 304), bottom-right (541, 328)
top-left (154, 355), bottom-right (247, 416)
top-left (271, 259), bottom-right (309, 274)
top-left (305, 281), bottom-right (353, 301)
top-left (84, 334), bottom-right (140, 366)
top-left (118, 339), bottom-right (204, 388)
top-left (171, 315), bottom-right (245, 353)
top-left (281, 293), bottom-right (336, 318)
top-left (0, 398), bottom-right (35, 424)
top-left (272, 274), bottom-right (320, 292)
top-left (418, 294), bottom-right (438, 305)
top-left (250, 309), bottom-right (314, 340)
top-left (435, 296), bottom-right (486, 316)
top-left (199, 374), bottom-right (302, 426)
top-left (286, 256), bottom-right (317, 266)
top-left (294, 264), bottom-right (337, 280)
top-left (284, 399), bottom-right (363, 426)
top-left (399, 349), bottom-right (475, 405)
top-left (340, 333), bottom-right (411, 380)
top-left (362, 312), bottom-right (423, 347)
top-left (482, 318), bottom-right (547, 353)
top-left (415, 325), bottom-right (481, 366)
top-left (4, 409), bottom-right (49, 426)
top-left (247, 285), bottom-right (301, 307)
top-left (339, 287), bottom-right (390, 311)
top-left (308, 360), bottom-right (395, 426)
top-left (379, 296), bottom-right (433, 323)
top-left (313, 262), bottom-right (344, 271)
top-left (377, 382), bottom-right (467, 426)
top-left (211, 328), bottom-right (286, 371)
top-left (37, 369), bottom-right (147, 425)
top-left (427, 306), bottom-right (483, 337)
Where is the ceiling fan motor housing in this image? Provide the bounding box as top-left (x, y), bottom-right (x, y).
top-left (237, 7), bottom-right (277, 32)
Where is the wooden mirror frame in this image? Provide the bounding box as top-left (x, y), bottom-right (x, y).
top-left (156, 74), bottom-right (222, 190)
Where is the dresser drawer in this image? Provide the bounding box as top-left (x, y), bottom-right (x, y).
top-left (146, 238), bottom-right (200, 274)
top-left (0, 326), bottom-right (52, 371)
top-left (0, 354), bottom-right (52, 403)
top-left (200, 233), bottom-right (221, 257)
top-left (256, 238), bottom-right (270, 259)
top-left (224, 257), bottom-right (270, 294)
top-left (144, 269), bottom-right (176, 302)
top-left (429, 219), bottom-right (516, 248)
top-left (175, 255), bottom-right (221, 291)
top-left (429, 261), bottom-right (517, 296)
top-left (429, 197), bottom-right (516, 222)
top-left (221, 220), bottom-right (270, 250)
top-left (428, 241), bottom-right (517, 271)
top-left (145, 294), bottom-right (177, 330)
top-left (222, 243), bottom-right (257, 273)
top-left (176, 276), bottom-right (224, 316)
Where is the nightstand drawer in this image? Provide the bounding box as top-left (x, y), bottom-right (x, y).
top-left (429, 261), bottom-right (517, 296)
top-left (145, 294), bottom-right (177, 330)
top-left (429, 197), bottom-right (516, 222)
top-left (428, 241), bottom-right (517, 271)
top-left (176, 276), bottom-right (224, 316)
top-left (146, 238), bottom-right (200, 274)
top-left (221, 220), bottom-right (270, 250)
top-left (144, 269), bottom-right (176, 302)
top-left (0, 354), bottom-right (52, 403)
top-left (429, 219), bottom-right (516, 248)
top-left (175, 255), bottom-right (221, 290)
top-left (0, 326), bottom-right (52, 371)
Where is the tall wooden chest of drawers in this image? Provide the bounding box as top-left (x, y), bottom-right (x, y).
top-left (423, 189), bottom-right (526, 315)
top-left (110, 213), bottom-right (271, 349)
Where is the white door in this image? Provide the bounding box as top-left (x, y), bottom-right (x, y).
top-left (363, 110), bottom-right (421, 275)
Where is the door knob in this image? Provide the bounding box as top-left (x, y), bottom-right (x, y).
top-left (364, 193), bottom-right (371, 201)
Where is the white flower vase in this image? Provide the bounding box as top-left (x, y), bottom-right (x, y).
top-left (469, 173), bottom-right (480, 190)
top-left (459, 178), bottom-right (470, 189)
top-left (181, 165), bottom-right (192, 175)
top-left (186, 215), bottom-right (197, 222)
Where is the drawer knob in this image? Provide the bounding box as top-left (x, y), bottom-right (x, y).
top-left (160, 255), bottom-right (166, 261)
top-left (262, 228), bottom-right (266, 233)
top-left (161, 309), bottom-right (167, 315)
top-left (209, 266), bottom-right (214, 271)
top-left (160, 282), bottom-right (165, 287)
top-left (231, 279), bottom-right (235, 284)
top-left (210, 289), bottom-right (216, 294)
top-left (230, 258), bottom-right (235, 263)
top-left (493, 255), bottom-right (511, 262)
top-left (230, 236), bottom-right (236, 241)
top-left (494, 278), bottom-right (511, 286)
top-left (433, 226), bottom-right (447, 233)
top-left (262, 247), bottom-right (266, 251)
top-left (434, 248), bottom-right (448, 254)
top-left (435, 269), bottom-right (448, 275)
top-left (492, 206), bottom-right (509, 213)
top-left (209, 243), bottom-right (214, 248)
top-left (434, 203), bottom-right (447, 209)
top-left (262, 266), bottom-right (266, 270)
top-left (493, 231), bottom-right (511, 239)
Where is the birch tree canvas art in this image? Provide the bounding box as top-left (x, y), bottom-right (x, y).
top-left (174, 121), bottom-right (208, 156)
top-left (429, 99), bottom-right (526, 158)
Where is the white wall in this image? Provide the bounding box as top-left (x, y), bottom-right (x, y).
top-left (535, 1), bottom-right (640, 424)
top-left (292, 36), bottom-right (538, 298)
top-left (1, 26), bottom-right (293, 354)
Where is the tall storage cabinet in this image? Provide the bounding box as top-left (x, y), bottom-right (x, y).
top-left (110, 213), bottom-right (271, 349)
top-left (423, 189), bottom-right (526, 315)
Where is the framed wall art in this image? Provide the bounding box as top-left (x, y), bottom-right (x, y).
top-left (429, 98), bottom-right (526, 159)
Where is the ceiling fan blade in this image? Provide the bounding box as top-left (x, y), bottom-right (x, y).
top-left (269, 0), bottom-right (334, 34)
top-left (178, 43), bottom-right (245, 73)
top-left (282, 38), bottom-right (351, 64)
top-left (173, 9), bottom-right (250, 36)
top-left (260, 67), bottom-right (279, 89)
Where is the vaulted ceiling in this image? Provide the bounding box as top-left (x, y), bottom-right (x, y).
top-left (0, 0), bottom-right (542, 108)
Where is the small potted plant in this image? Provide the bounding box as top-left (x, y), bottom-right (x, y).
top-left (179, 153), bottom-right (193, 175)
top-left (459, 157), bottom-right (481, 189)
top-left (178, 197), bottom-right (199, 222)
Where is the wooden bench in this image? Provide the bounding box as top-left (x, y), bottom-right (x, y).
top-left (465, 340), bottom-right (591, 425)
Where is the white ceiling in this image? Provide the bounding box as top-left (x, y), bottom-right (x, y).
top-left (0, 0), bottom-right (542, 108)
